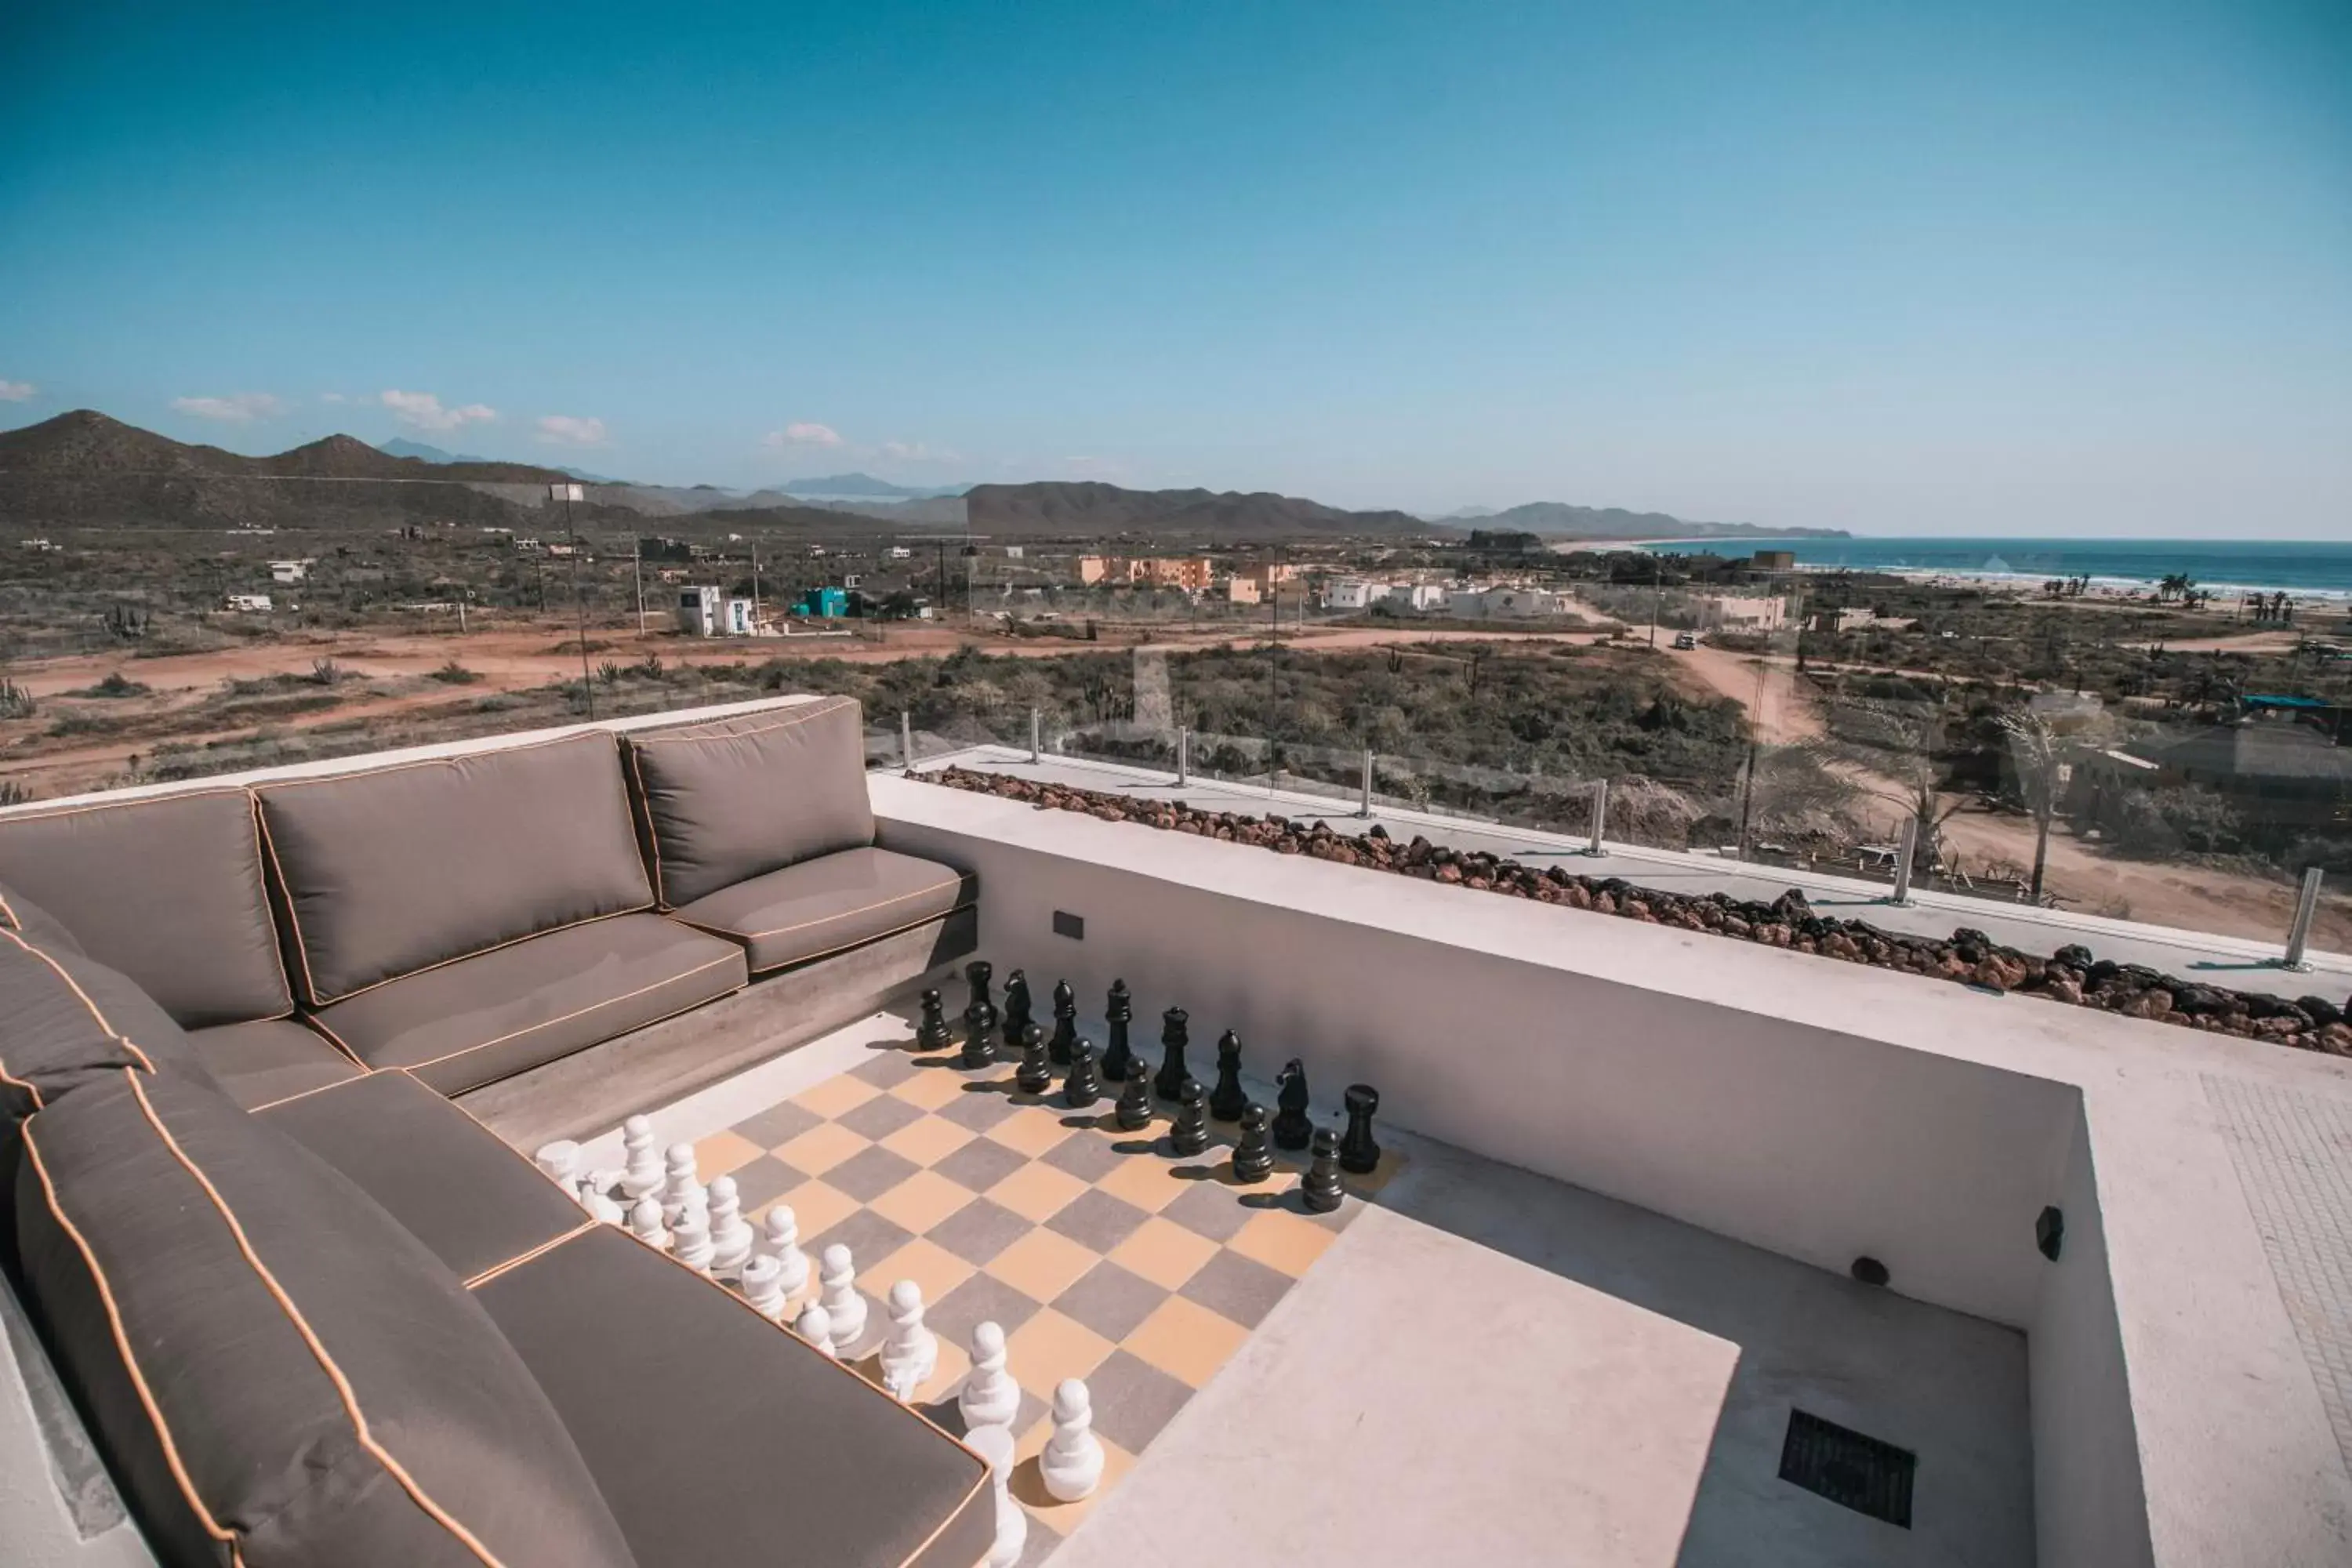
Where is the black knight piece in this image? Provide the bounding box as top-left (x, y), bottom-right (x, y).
top-left (1272, 1058), bottom-right (1312, 1151)
top-left (1115, 1062), bottom-right (1153, 1131)
top-left (1231, 1103), bottom-right (1274, 1183)
top-left (1048, 979), bottom-right (1079, 1066)
top-left (1063, 1038), bottom-right (1102, 1109)
top-left (1154, 1006), bottom-right (1191, 1103)
top-left (1100, 979), bottom-right (1134, 1081)
top-left (1016, 1021), bottom-right (1052, 1096)
top-left (915, 989), bottom-right (953, 1052)
top-left (1171, 1077), bottom-right (1211, 1157)
top-left (1000, 969), bottom-right (1034, 1054)
top-left (1339, 1083), bottom-right (1381, 1174)
top-left (1302, 1127), bottom-right (1345, 1213)
top-left (1208, 1029), bottom-right (1247, 1122)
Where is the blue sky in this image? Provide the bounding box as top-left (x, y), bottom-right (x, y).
top-left (2, 2), bottom-right (2347, 536)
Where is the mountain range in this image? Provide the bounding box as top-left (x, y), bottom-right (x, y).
top-left (379, 436), bottom-right (627, 486)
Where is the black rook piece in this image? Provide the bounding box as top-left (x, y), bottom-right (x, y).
top-left (1339, 1083), bottom-right (1381, 1174)
top-left (1064, 1038), bottom-right (1102, 1109)
top-left (1001, 970), bottom-right (1034, 1054)
top-left (1171, 1077), bottom-right (1211, 1157)
top-left (915, 989), bottom-right (953, 1052)
top-left (1115, 1063), bottom-right (1153, 1131)
top-left (963, 961), bottom-right (998, 1038)
top-left (1272, 1058), bottom-right (1312, 1152)
top-left (1048, 979), bottom-right (1079, 1066)
top-left (1301, 1127), bottom-right (1345, 1213)
top-left (1231, 1103), bottom-right (1274, 1184)
top-left (1101, 980), bottom-right (1134, 1081)
top-left (1154, 1007), bottom-right (1191, 1103)
top-left (1209, 1029), bottom-right (1247, 1123)
top-left (1016, 1022), bottom-right (1052, 1097)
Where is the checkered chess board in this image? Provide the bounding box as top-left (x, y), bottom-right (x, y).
top-left (691, 1034), bottom-right (1403, 1562)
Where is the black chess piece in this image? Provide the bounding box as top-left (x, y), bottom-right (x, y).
top-left (1208, 1029), bottom-right (1247, 1122)
top-left (962, 960), bottom-right (997, 1039)
top-left (1100, 979), bottom-right (1134, 1081)
top-left (1231, 1103), bottom-right (1274, 1183)
top-left (1154, 1007), bottom-right (1190, 1103)
top-left (1301, 1127), bottom-right (1345, 1213)
top-left (1171, 1077), bottom-right (1210, 1157)
top-left (915, 989), bottom-right (953, 1052)
top-left (1015, 1021), bottom-right (1051, 1096)
top-left (1115, 1062), bottom-right (1153, 1131)
top-left (1339, 1083), bottom-right (1381, 1174)
top-left (1063, 1038), bottom-right (1101, 1109)
top-left (1272, 1058), bottom-right (1312, 1151)
top-left (1001, 970), bottom-right (1034, 1055)
top-left (1048, 979), bottom-right (1079, 1066)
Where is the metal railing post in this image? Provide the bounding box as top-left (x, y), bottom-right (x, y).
top-left (1891, 817), bottom-right (1918, 906)
top-left (1357, 749), bottom-right (1374, 817)
top-left (2284, 867), bottom-right (2324, 971)
top-left (1176, 726), bottom-right (1189, 786)
top-left (1585, 779), bottom-right (1609, 856)
top-left (900, 711), bottom-right (914, 774)
top-left (1029, 707), bottom-right (1041, 764)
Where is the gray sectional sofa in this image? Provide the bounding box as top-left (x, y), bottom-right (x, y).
top-left (0, 696), bottom-right (993, 1567)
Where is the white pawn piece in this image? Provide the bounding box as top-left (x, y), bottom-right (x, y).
top-left (818, 1243), bottom-right (867, 1354)
top-left (661, 1142), bottom-right (704, 1227)
top-left (763, 1205), bottom-right (810, 1298)
top-left (879, 1280), bottom-right (938, 1401)
top-left (706, 1176), bottom-right (754, 1273)
top-left (962, 1423), bottom-right (1025, 1568)
top-left (626, 1196), bottom-right (670, 1252)
top-left (573, 1178), bottom-right (625, 1225)
top-left (958, 1321), bottom-right (1019, 1432)
top-left (1040, 1378), bottom-right (1104, 1503)
top-left (794, 1300), bottom-right (837, 1359)
top-left (619, 1115), bottom-right (664, 1199)
top-left (742, 1255), bottom-right (788, 1321)
top-left (534, 1139), bottom-right (581, 1186)
top-left (672, 1209), bottom-right (715, 1275)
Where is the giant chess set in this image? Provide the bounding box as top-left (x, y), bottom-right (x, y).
top-left (533, 960), bottom-right (1400, 1565)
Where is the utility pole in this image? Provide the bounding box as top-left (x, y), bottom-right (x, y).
top-left (752, 543), bottom-right (762, 634)
top-left (1649, 555), bottom-right (1663, 648)
top-left (633, 538), bottom-right (647, 636)
top-left (552, 484), bottom-right (593, 720)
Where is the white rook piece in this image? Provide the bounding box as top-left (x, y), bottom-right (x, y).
top-left (794, 1300), bottom-right (837, 1358)
top-left (706, 1176), bottom-right (753, 1272)
top-left (626, 1196), bottom-right (670, 1252)
top-left (742, 1255), bottom-right (788, 1321)
top-left (1040, 1378), bottom-right (1103, 1502)
top-left (662, 1143), bottom-right (703, 1227)
top-left (620, 1116), bottom-right (663, 1200)
top-left (672, 1209), bottom-right (715, 1274)
top-left (533, 1139), bottom-right (580, 1185)
top-left (818, 1243), bottom-right (866, 1353)
top-left (958, 1322), bottom-right (1019, 1432)
top-left (962, 1423), bottom-right (1025, 1568)
top-left (879, 1280), bottom-right (937, 1400)
top-left (763, 1204), bottom-right (809, 1298)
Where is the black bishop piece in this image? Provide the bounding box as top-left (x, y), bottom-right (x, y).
top-left (1099, 979), bottom-right (1134, 1081)
top-left (1047, 979), bottom-right (1079, 1067)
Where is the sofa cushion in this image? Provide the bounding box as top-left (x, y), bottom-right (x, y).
top-left (0, 928), bottom-right (203, 1127)
top-left (472, 1224), bottom-right (990, 1568)
top-left (310, 913), bottom-right (747, 1096)
top-left (255, 731), bottom-right (655, 1006)
top-left (624, 697), bottom-right (875, 908)
top-left (260, 1069), bottom-right (591, 1283)
top-left (187, 1018), bottom-right (364, 1111)
top-left (672, 846), bottom-right (975, 975)
top-left (0, 877), bottom-right (87, 958)
top-left (0, 789), bottom-right (293, 1027)
top-left (15, 1070), bottom-right (637, 1568)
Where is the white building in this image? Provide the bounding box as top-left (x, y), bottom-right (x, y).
top-left (724, 597), bottom-right (757, 636)
top-left (1696, 593), bottom-right (1787, 632)
top-left (1382, 582), bottom-right (1448, 611)
top-left (1450, 586), bottom-right (1559, 618)
top-left (676, 586), bottom-right (722, 637)
top-left (268, 560), bottom-right (313, 584)
top-left (223, 593), bottom-right (273, 613)
top-left (1323, 579), bottom-right (1377, 611)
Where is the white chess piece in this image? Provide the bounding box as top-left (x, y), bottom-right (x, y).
top-left (959, 1321), bottom-right (1019, 1431)
top-left (763, 1204), bottom-right (810, 1298)
top-left (673, 1209), bottom-right (715, 1274)
top-left (534, 1139), bottom-right (580, 1185)
top-left (619, 1116), bottom-right (663, 1200)
top-left (742, 1255), bottom-right (788, 1321)
top-left (794, 1300), bottom-right (837, 1359)
top-left (879, 1280), bottom-right (937, 1400)
top-left (662, 1143), bottom-right (704, 1227)
top-left (1040, 1378), bottom-right (1103, 1502)
top-left (962, 1422), bottom-right (1025, 1568)
top-left (573, 1178), bottom-right (625, 1225)
top-left (706, 1176), bottom-right (753, 1273)
top-left (818, 1243), bottom-right (866, 1353)
top-left (626, 1196), bottom-right (670, 1252)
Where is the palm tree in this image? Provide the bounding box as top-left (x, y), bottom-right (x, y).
top-left (1998, 712), bottom-right (2071, 904)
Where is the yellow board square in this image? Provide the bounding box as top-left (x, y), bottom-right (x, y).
top-left (869, 1169), bottom-right (977, 1235)
top-left (1228, 1209), bottom-right (1338, 1278)
top-left (985, 1162), bottom-right (1089, 1224)
top-left (775, 1121), bottom-right (869, 1176)
top-left (1123, 1295), bottom-right (1250, 1389)
top-left (792, 1074), bottom-right (881, 1120)
top-left (1004, 1306), bottom-right (1116, 1392)
top-left (879, 1114), bottom-right (977, 1168)
top-left (887, 1069), bottom-right (971, 1112)
top-left (1011, 1420), bottom-right (1135, 1527)
top-left (865, 1235), bottom-right (978, 1313)
top-left (691, 1129), bottom-right (767, 1181)
top-left (764, 1178), bottom-right (858, 1243)
top-left (1093, 1154), bottom-right (1192, 1214)
top-left (1106, 1216), bottom-right (1218, 1292)
top-left (985, 1105), bottom-right (1077, 1160)
top-left (985, 1227), bottom-right (1101, 1305)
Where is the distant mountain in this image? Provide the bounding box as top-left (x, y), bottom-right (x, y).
top-left (782, 472), bottom-right (968, 500)
top-left (1461, 501), bottom-right (1846, 542)
top-left (964, 481), bottom-right (1440, 539)
top-left (379, 436), bottom-right (625, 485)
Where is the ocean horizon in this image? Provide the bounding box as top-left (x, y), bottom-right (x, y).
top-left (1636, 537), bottom-right (2352, 597)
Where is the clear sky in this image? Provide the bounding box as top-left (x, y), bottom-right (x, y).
top-left (2, 2), bottom-right (2347, 536)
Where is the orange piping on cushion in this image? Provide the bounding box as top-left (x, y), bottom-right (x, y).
top-left (252, 805), bottom-right (322, 1010)
top-left (626, 694), bottom-right (856, 749)
top-left (243, 790), bottom-right (299, 1019)
top-left (0, 927), bottom-right (158, 1073)
top-left (0, 1055), bottom-right (45, 1112)
top-left (621, 740), bottom-right (670, 910)
top-left (463, 1220), bottom-right (601, 1289)
top-left (392, 950), bottom-right (746, 1075)
top-left (717, 877), bottom-right (966, 943)
top-left (0, 785), bottom-right (252, 825)
top-left (299, 905), bottom-right (655, 1011)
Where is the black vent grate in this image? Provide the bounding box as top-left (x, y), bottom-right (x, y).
top-left (1777, 1409), bottom-right (1915, 1527)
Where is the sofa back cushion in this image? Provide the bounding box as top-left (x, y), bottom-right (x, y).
top-left (0, 877), bottom-right (88, 960)
top-left (256, 732), bottom-right (654, 1005)
top-left (0, 789), bottom-right (294, 1028)
top-left (623, 698), bottom-right (875, 908)
top-left (0, 928), bottom-right (204, 1129)
top-left (15, 1070), bottom-right (638, 1568)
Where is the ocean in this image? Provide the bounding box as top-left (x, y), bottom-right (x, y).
top-left (1635, 538), bottom-right (2352, 598)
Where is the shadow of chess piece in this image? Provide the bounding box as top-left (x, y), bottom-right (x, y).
top-left (1154, 1006), bottom-right (1190, 1103)
top-left (1000, 970), bottom-right (1033, 1056)
top-left (1048, 979), bottom-right (1079, 1066)
top-left (1302, 1127), bottom-right (1345, 1213)
top-left (1016, 1022), bottom-right (1051, 1096)
top-left (915, 989), bottom-right (953, 1052)
top-left (1171, 1078), bottom-right (1211, 1157)
top-left (1208, 1029), bottom-right (1247, 1122)
top-left (1272, 1058), bottom-right (1312, 1152)
top-left (1064, 1038), bottom-right (1101, 1109)
top-left (962, 961), bottom-right (998, 1067)
top-left (1339, 1083), bottom-right (1381, 1174)
top-left (1231, 1103), bottom-right (1274, 1183)
top-left (1100, 979), bottom-right (1134, 1082)
top-left (1115, 1062), bottom-right (1152, 1130)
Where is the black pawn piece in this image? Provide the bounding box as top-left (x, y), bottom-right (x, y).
top-left (915, 989), bottom-right (953, 1052)
top-left (1015, 1022), bottom-right (1051, 1097)
top-left (1272, 1058), bottom-right (1312, 1151)
top-left (1063, 1038), bottom-right (1101, 1109)
top-left (1154, 1007), bottom-right (1191, 1103)
top-left (1115, 1063), bottom-right (1153, 1131)
top-left (1302, 1127), bottom-right (1345, 1213)
top-left (1048, 979), bottom-right (1079, 1066)
top-left (1231, 1103), bottom-right (1274, 1184)
top-left (1171, 1077), bottom-right (1211, 1157)
top-left (1209, 1029), bottom-right (1247, 1122)
top-left (1339, 1083), bottom-right (1381, 1174)
top-left (1001, 970), bottom-right (1034, 1054)
top-left (1101, 979), bottom-right (1135, 1081)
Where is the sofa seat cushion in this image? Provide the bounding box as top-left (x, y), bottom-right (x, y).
top-left (15, 1071), bottom-right (637, 1568)
top-left (0, 788), bottom-right (294, 1028)
top-left (187, 1018), bottom-right (362, 1110)
top-left (624, 697), bottom-right (877, 909)
top-left (671, 847), bottom-right (975, 975)
top-left (260, 1069), bottom-right (592, 1283)
top-left (310, 914), bottom-right (747, 1095)
top-left (472, 1225), bottom-right (989, 1568)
